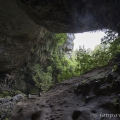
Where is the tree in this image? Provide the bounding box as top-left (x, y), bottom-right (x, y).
top-left (32, 64), bottom-right (53, 92)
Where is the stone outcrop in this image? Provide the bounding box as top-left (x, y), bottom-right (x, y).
top-left (65, 34), bottom-right (75, 52)
top-left (0, 0), bottom-right (120, 72)
top-left (9, 65), bottom-right (120, 120)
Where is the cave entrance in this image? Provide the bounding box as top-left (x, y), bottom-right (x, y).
top-left (73, 30), bottom-right (106, 51)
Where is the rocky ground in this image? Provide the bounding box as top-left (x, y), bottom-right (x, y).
top-left (0, 94), bottom-right (25, 120)
top-left (8, 64), bottom-right (120, 120)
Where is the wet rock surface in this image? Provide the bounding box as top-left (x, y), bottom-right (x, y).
top-left (9, 65), bottom-right (120, 120)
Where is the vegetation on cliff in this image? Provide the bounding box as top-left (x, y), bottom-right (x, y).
top-left (1, 30), bottom-right (120, 96)
top-left (14, 30), bottom-right (119, 94)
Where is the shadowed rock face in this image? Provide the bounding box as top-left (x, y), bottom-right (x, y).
top-left (0, 0), bottom-right (120, 72)
top-left (16, 0), bottom-right (120, 33)
top-left (0, 0), bottom-right (46, 72)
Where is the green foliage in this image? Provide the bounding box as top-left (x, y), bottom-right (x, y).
top-left (15, 90), bottom-right (23, 94)
top-left (0, 90), bottom-right (13, 97)
top-left (108, 37), bottom-right (120, 56)
top-left (32, 64), bottom-right (53, 92)
top-left (32, 33), bottom-right (68, 88)
top-left (0, 94), bottom-right (3, 98)
top-left (75, 46), bottom-right (93, 74)
top-left (55, 33), bottom-right (67, 46)
top-left (15, 32), bottom-right (68, 94)
top-left (112, 65), bottom-right (118, 72)
top-left (73, 32), bottom-right (119, 76)
top-left (57, 57), bottom-right (78, 82)
top-left (15, 30), bottom-right (120, 95)
top-left (101, 30), bottom-right (118, 44)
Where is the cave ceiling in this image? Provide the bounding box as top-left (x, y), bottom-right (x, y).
top-left (0, 0), bottom-right (120, 72)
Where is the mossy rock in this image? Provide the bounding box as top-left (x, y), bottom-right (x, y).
top-left (112, 65), bottom-right (118, 72)
top-left (0, 90), bottom-right (13, 97)
top-left (0, 94), bottom-right (3, 98)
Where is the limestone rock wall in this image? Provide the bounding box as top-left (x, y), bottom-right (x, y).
top-left (0, 0), bottom-right (120, 72)
top-left (0, 0), bottom-right (47, 72)
top-left (16, 0), bottom-right (120, 33)
top-left (65, 34), bottom-right (75, 52)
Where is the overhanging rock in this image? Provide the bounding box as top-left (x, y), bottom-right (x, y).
top-left (16, 0), bottom-right (120, 33)
top-left (0, 0), bottom-right (120, 72)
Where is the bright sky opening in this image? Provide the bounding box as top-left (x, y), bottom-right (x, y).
top-left (74, 31), bottom-right (106, 50)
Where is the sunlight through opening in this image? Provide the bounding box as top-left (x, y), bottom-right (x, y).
top-left (74, 31), bottom-right (106, 50)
